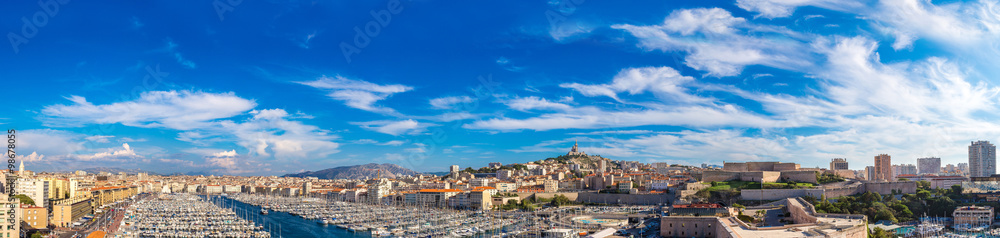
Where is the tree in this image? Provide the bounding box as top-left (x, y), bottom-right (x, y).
top-left (917, 190), bottom-right (932, 200)
top-left (951, 184), bottom-right (963, 196)
top-left (916, 181), bottom-right (931, 189)
top-left (861, 192), bottom-right (882, 204)
top-left (928, 196), bottom-right (957, 217)
top-left (817, 172), bottom-right (846, 184)
top-left (550, 194), bottom-right (572, 207)
top-left (870, 227), bottom-right (893, 238)
top-left (14, 194), bottom-right (34, 206)
top-left (874, 207), bottom-right (897, 223)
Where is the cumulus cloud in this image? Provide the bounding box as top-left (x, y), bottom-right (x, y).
top-left (21, 152), bottom-right (45, 162)
top-left (42, 90), bottom-right (256, 130)
top-left (297, 75), bottom-right (413, 115)
top-left (75, 143), bottom-right (141, 161)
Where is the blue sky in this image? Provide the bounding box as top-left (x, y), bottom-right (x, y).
top-left (4, 0), bottom-right (1000, 175)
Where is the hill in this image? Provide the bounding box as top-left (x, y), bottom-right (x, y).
top-left (282, 163), bottom-right (421, 180)
top-left (544, 154), bottom-right (614, 170)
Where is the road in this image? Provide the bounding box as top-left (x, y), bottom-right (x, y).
top-left (50, 193), bottom-right (150, 238)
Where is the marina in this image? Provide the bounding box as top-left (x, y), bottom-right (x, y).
top-left (226, 193), bottom-right (532, 237)
top-left (118, 193), bottom-right (270, 238)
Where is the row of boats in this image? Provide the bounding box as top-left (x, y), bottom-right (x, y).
top-left (118, 193), bottom-right (271, 238)
top-left (231, 193), bottom-right (531, 237)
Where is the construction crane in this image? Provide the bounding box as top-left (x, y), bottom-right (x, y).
top-left (363, 168), bottom-right (384, 180)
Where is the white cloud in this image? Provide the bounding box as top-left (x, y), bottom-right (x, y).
top-left (404, 146), bottom-right (426, 153)
top-left (496, 57), bottom-right (526, 72)
top-left (612, 8), bottom-right (814, 77)
top-left (85, 135), bottom-right (114, 143)
top-left (567, 130), bottom-right (657, 135)
top-left (216, 109), bottom-right (341, 160)
top-left (468, 66), bottom-right (785, 131)
top-left (42, 90), bottom-right (256, 130)
top-left (810, 36), bottom-right (1000, 121)
top-left (560, 66), bottom-right (709, 103)
top-left (163, 40), bottom-right (197, 69)
top-left (873, 0), bottom-right (991, 50)
top-left (736, 0), bottom-right (865, 18)
top-left (429, 96), bottom-right (474, 109)
top-left (18, 129), bottom-right (86, 157)
top-left (75, 143), bottom-right (141, 161)
top-left (205, 150), bottom-right (238, 169)
top-left (40, 89), bottom-right (341, 163)
top-left (736, 0), bottom-right (1000, 53)
top-left (466, 105), bottom-right (782, 131)
top-left (297, 75), bottom-right (413, 115)
top-left (199, 149), bottom-right (272, 175)
top-left (353, 119), bottom-right (429, 136)
top-left (381, 140), bottom-right (405, 146)
top-left (505, 96), bottom-right (573, 111)
top-left (21, 152), bottom-right (45, 162)
top-left (549, 20), bottom-right (596, 42)
top-left (211, 150), bottom-right (238, 157)
top-left (662, 8), bottom-right (745, 35)
top-left (354, 139), bottom-right (405, 146)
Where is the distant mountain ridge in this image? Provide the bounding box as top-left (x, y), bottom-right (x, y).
top-left (282, 163), bottom-right (421, 180)
top-left (79, 167), bottom-right (156, 175)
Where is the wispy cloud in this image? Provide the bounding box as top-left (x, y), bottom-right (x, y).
top-left (429, 96), bottom-right (474, 110)
top-left (613, 8), bottom-right (816, 77)
top-left (41, 90), bottom-right (256, 130)
top-left (352, 119), bottom-right (431, 136)
top-left (297, 76), bottom-right (413, 115)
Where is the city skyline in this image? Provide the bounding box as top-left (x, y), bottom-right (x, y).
top-left (7, 1), bottom-right (1000, 176)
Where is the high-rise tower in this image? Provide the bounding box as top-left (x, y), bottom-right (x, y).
top-left (970, 141), bottom-right (996, 177)
top-left (875, 154), bottom-right (892, 181)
